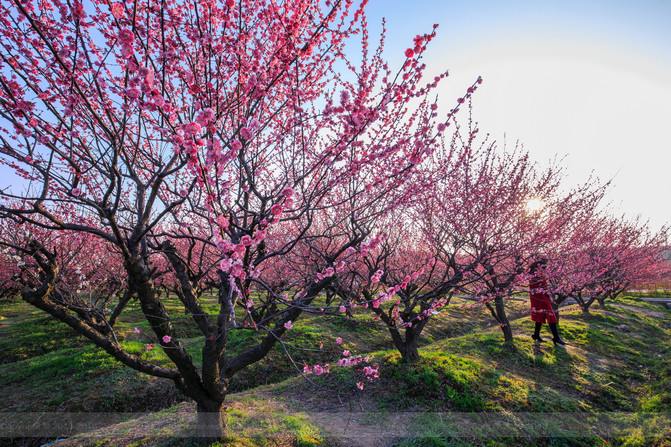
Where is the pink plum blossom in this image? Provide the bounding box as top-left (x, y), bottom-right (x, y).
top-left (240, 126), bottom-right (253, 140)
top-left (183, 122), bottom-right (202, 135)
top-left (270, 204), bottom-right (283, 216)
top-left (216, 215), bottom-right (229, 229)
top-left (281, 186), bottom-right (294, 198)
top-left (219, 258), bottom-right (232, 272)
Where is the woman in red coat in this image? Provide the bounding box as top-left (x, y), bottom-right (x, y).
top-left (529, 259), bottom-right (566, 346)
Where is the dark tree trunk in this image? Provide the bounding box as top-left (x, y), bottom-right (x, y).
top-left (389, 326), bottom-right (421, 363)
top-left (399, 338), bottom-right (420, 363)
top-left (494, 296), bottom-right (513, 343)
top-left (485, 295), bottom-right (513, 343)
top-left (574, 293), bottom-right (589, 314)
top-left (582, 295), bottom-right (598, 314)
top-left (195, 399), bottom-right (227, 441)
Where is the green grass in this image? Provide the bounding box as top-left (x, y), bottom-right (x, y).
top-left (1, 295), bottom-right (670, 446)
top-left (54, 398), bottom-right (326, 447)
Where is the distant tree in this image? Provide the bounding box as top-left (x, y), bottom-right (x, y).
top-left (551, 215), bottom-right (669, 313)
top-left (449, 146), bottom-right (593, 342)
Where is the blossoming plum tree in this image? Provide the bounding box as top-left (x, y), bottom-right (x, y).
top-left (445, 134), bottom-right (610, 342)
top-left (0, 0), bottom-right (474, 438)
top-left (322, 114), bottom-right (487, 362)
top-left (549, 214), bottom-right (668, 313)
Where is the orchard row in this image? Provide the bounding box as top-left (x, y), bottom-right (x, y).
top-left (0, 0), bottom-right (667, 438)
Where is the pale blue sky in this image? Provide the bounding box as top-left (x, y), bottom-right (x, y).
top-left (366, 0), bottom-right (671, 232)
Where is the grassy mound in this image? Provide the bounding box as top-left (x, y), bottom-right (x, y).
top-left (2, 296), bottom-right (670, 446)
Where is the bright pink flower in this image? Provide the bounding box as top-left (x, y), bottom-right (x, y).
top-left (240, 126), bottom-right (253, 140)
top-left (284, 321), bottom-right (293, 330)
top-left (437, 123), bottom-right (446, 132)
top-left (335, 337), bottom-right (343, 344)
top-left (219, 258), bottom-right (232, 272)
top-left (364, 365), bottom-right (380, 378)
top-left (162, 335), bottom-right (171, 343)
top-left (146, 344), bottom-right (153, 351)
top-left (281, 186), bottom-right (294, 198)
top-left (196, 108), bottom-right (214, 126)
top-left (342, 350), bottom-right (351, 357)
top-left (110, 2), bottom-right (125, 19)
top-left (124, 88), bottom-right (140, 99)
top-left (356, 382), bottom-right (364, 390)
top-left (216, 240), bottom-right (235, 252)
top-left (71, 187), bottom-right (82, 197)
top-left (240, 235), bottom-right (253, 246)
top-left (216, 214), bottom-right (229, 230)
top-left (248, 117), bottom-right (261, 130)
top-left (134, 327), bottom-right (141, 334)
top-left (118, 28), bottom-right (134, 44)
top-left (230, 139), bottom-right (242, 151)
top-left (230, 260), bottom-right (244, 277)
top-left (339, 305), bottom-right (346, 313)
top-left (270, 204), bottom-right (283, 216)
top-left (303, 364), bottom-right (312, 374)
top-left (184, 122), bottom-right (202, 135)
top-left (313, 365), bottom-right (323, 375)
top-left (405, 48), bottom-right (414, 58)
top-left (71, 1), bottom-right (86, 19)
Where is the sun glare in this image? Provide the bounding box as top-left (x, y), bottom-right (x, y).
top-left (525, 198), bottom-right (544, 213)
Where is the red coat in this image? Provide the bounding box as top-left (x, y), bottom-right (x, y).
top-left (529, 277), bottom-right (557, 324)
